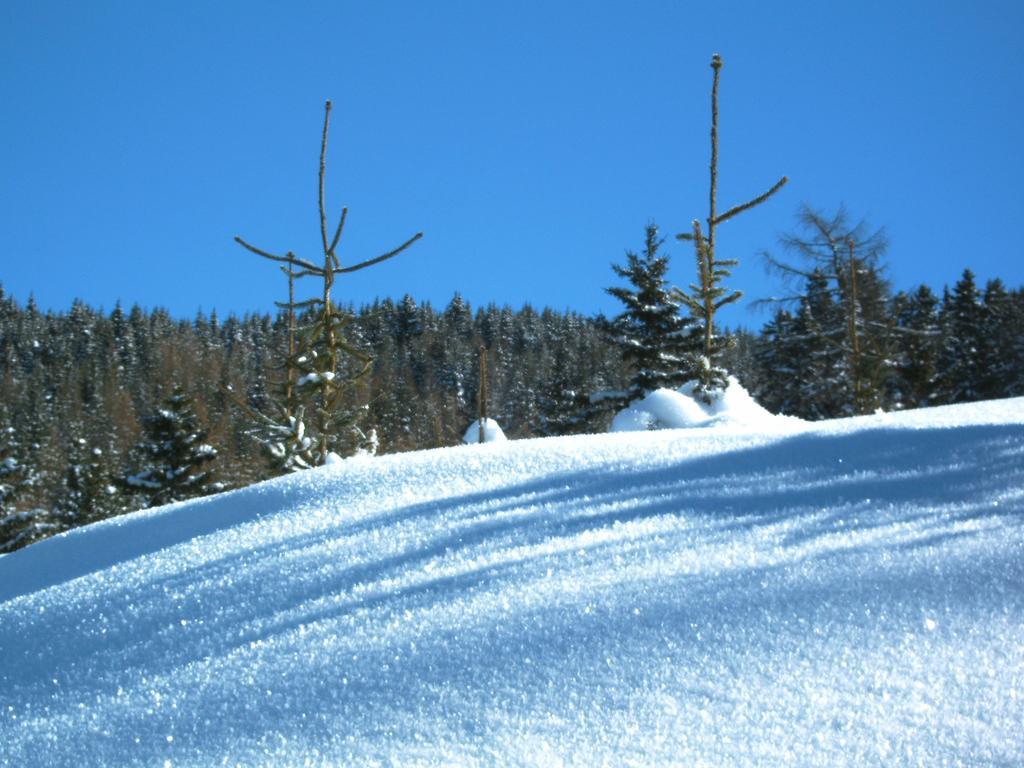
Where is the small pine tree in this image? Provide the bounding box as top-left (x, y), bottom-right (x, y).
top-left (600, 222), bottom-right (698, 410)
top-left (124, 386), bottom-right (224, 508)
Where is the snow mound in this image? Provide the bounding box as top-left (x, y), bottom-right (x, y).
top-left (612, 376), bottom-right (800, 432)
top-left (462, 417), bottom-right (507, 444)
top-left (610, 387), bottom-right (708, 431)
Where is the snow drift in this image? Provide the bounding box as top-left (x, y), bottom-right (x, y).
top-left (611, 376), bottom-right (801, 432)
top-left (1, 398), bottom-right (1022, 766)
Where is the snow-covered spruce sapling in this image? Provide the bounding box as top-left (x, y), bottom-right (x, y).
top-left (235, 100), bottom-right (423, 467)
top-left (675, 53), bottom-right (787, 403)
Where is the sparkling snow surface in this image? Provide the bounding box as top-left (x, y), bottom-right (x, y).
top-left (1, 399), bottom-right (1023, 766)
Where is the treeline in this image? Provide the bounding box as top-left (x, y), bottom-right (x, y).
top-left (0, 290), bottom-right (623, 551)
top-left (2, 263), bottom-right (1023, 553)
top-left (737, 267), bottom-right (1024, 417)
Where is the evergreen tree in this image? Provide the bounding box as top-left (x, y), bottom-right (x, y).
top-left (934, 270), bottom-right (985, 403)
top-left (794, 270), bottom-right (851, 418)
top-left (601, 222), bottom-right (697, 409)
top-left (535, 316), bottom-right (590, 436)
top-left (753, 270), bottom-right (851, 420)
top-left (1009, 288), bottom-right (1024, 397)
top-left (751, 309), bottom-right (802, 416)
top-left (124, 386), bottom-right (224, 508)
top-left (891, 285), bottom-right (941, 409)
top-left (978, 279), bottom-right (1017, 400)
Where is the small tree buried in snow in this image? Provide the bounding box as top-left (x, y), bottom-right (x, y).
top-left (123, 386), bottom-right (224, 509)
top-left (235, 101), bottom-right (423, 469)
top-left (675, 54), bottom-right (787, 403)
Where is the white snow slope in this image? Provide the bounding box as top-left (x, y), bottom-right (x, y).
top-left (1, 399), bottom-right (1023, 767)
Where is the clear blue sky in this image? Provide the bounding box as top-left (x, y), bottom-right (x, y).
top-left (2, 1), bottom-right (1022, 328)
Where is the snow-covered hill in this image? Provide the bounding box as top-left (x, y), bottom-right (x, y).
top-left (1, 399), bottom-right (1022, 766)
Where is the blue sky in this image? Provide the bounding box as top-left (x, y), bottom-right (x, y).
top-left (1, 1), bottom-right (1021, 328)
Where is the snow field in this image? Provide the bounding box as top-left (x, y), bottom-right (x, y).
top-left (0, 397), bottom-right (1022, 766)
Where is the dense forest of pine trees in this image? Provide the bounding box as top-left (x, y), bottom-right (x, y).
top-left (1, 260), bottom-right (1022, 553)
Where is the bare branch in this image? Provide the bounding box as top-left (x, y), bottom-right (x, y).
top-left (713, 176), bottom-right (788, 226)
top-left (277, 298), bottom-right (324, 309)
top-left (220, 383), bottom-right (261, 422)
top-left (334, 232), bottom-right (424, 274)
top-left (235, 237), bottom-right (319, 271)
top-left (750, 294), bottom-right (807, 308)
top-left (328, 207), bottom-right (348, 259)
top-left (761, 251), bottom-right (818, 281)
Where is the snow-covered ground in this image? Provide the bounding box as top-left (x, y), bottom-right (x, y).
top-left (1, 397), bottom-right (1022, 766)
